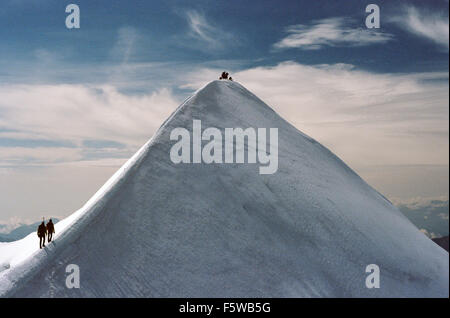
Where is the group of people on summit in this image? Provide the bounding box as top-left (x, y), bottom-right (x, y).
top-left (37, 219), bottom-right (55, 249)
top-left (219, 71), bottom-right (233, 81)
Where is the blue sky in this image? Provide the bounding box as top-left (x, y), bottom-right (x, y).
top-left (1, 0), bottom-right (448, 83)
top-left (0, 0), bottom-right (448, 222)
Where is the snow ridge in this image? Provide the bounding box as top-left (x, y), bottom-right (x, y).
top-left (0, 80), bottom-right (448, 297)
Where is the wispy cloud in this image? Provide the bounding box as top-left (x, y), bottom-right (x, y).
top-left (110, 26), bottom-right (139, 64)
top-left (0, 84), bottom-right (180, 166)
top-left (273, 17), bottom-right (393, 50)
top-left (390, 6), bottom-right (449, 51)
top-left (185, 10), bottom-right (233, 50)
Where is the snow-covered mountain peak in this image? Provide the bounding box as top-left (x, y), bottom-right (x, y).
top-left (0, 80), bottom-right (448, 297)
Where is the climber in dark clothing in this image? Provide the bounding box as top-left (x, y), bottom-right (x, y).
top-left (46, 219), bottom-right (55, 243)
top-left (219, 71), bottom-right (229, 80)
top-left (37, 221), bottom-right (47, 249)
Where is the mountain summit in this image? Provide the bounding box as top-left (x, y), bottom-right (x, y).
top-left (0, 80), bottom-right (448, 297)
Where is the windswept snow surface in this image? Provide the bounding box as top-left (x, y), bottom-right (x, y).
top-left (0, 80), bottom-right (448, 297)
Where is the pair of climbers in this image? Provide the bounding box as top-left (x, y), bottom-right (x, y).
top-left (219, 71), bottom-right (233, 81)
top-left (37, 219), bottom-right (55, 249)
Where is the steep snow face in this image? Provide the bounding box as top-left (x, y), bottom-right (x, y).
top-left (0, 80), bottom-right (448, 297)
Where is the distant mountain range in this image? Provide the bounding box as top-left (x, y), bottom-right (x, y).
top-left (0, 219), bottom-right (59, 242)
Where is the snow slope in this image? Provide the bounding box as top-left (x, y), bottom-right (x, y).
top-left (0, 80), bottom-right (448, 297)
